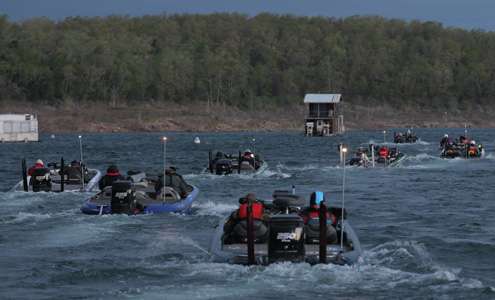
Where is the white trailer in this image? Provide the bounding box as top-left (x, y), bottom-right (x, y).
top-left (0, 114), bottom-right (39, 142)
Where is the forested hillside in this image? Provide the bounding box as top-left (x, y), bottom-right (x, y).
top-left (1, 13), bottom-right (495, 114)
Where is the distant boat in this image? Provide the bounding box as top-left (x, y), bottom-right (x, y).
top-left (194, 137), bottom-right (201, 144)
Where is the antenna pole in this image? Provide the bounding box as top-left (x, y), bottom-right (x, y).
top-left (162, 136), bottom-right (167, 200)
top-left (78, 135), bottom-right (85, 190)
top-left (340, 146), bottom-right (347, 250)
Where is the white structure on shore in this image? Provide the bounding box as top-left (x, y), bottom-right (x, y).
top-left (0, 114), bottom-right (39, 142)
top-left (304, 93), bottom-right (344, 136)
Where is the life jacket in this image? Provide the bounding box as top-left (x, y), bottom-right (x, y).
top-left (468, 146), bottom-right (478, 156)
top-left (304, 207), bottom-right (336, 225)
top-left (106, 171), bottom-right (121, 177)
top-left (28, 163), bottom-right (45, 176)
top-left (379, 147), bottom-right (389, 158)
top-left (238, 202), bottom-right (264, 220)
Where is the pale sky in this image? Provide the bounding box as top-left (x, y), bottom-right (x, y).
top-left (1, 0), bottom-right (493, 31)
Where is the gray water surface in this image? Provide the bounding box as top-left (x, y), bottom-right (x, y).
top-left (0, 129), bottom-right (494, 299)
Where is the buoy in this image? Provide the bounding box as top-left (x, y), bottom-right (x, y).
top-left (50, 134), bottom-right (55, 139)
top-left (194, 137), bottom-right (201, 144)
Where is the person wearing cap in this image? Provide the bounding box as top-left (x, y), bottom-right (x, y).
top-left (99, 165), bottom-right (124, 190)
top-left (242, 149), bottom-right (256, 167)
top-left (28, 159), bottom-right (45, 176)
top-left (156, 166), bottom-right (190, 198)
top-left (440, 134), bottom-right (451, 149)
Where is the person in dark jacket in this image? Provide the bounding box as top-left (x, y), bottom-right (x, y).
top-left (99, 165), bottom-right (124, 190)
top-left (155, 167), bottom-right (190, 198)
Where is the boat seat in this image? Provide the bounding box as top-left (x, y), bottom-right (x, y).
top-left (305, 219), bottom-right (338, 244)
top-left (229, 220), bottom-right (268, 243)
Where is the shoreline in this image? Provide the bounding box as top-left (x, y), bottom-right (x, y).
top-left (2, 101), bottom-right (495, 133)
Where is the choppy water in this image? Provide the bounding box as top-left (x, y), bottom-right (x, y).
top-left (1, 129), bottom-right (494, 299)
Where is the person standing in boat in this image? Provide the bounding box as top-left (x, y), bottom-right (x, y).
top-left (156, 167), bottom-right (190, 198)
top-left (99, 165), bottom-right (124, 190)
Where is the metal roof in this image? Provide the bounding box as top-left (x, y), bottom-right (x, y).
top-left (303, 94), bottom-right (341, 103)
top-left (0, 114), bottom-right (36, 121)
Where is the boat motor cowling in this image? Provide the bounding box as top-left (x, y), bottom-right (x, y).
top-left (110, 180), bottom-right (135, 214)
top-left (268, 215), bottom-right (305, 263)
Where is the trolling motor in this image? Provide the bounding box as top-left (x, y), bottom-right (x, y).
top-left (21, 158), bottom-right (28, 192)
top-left (208, 150), bottom-right (213, 173)
top-left (60, 157), bottom-right (65, 192)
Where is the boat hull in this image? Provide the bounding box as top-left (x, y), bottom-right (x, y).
top-left (80, 186), bottom-right (199, 215)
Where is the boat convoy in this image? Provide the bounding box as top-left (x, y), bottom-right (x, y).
top-left (10, 129), bottom-right (487, 266)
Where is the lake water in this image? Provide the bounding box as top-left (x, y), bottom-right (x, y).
top-left (0, 129), bottom-right (494, 299)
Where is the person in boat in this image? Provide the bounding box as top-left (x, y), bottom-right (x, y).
top-left (241, 149), bottom-right (256, 167)
top-left (62, 160), bottom-right (83, 181)
top-left (99, 165), bottom-right (124, 190)
top-left (223, 193), bottom-right (267, 240)
top-left (459, 135), bottom-right (468, 145)
top-left (28, 159), bottom-right (45, 176)
top-left (300, 191), bottom-right (338, 244)
top-left (156, 166), bottom-right (190, 198)
top-left (467, 140), bottom-right (479, 157)
top-left (378, 146), bottom-right (389, 159)
top-left (301, 191), bottom-right (336, 225)
top-left (440, 134), bottom-right (452, 149)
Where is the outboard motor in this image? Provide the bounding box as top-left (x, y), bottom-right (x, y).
top-left (268, 215), bottom-right (305, 263)
top-left (30, 168), bottom-right (52, 192)
top-left (110, 180), bottom-right (135, 214)
top-left (215, 159), bottom-right (233, 175)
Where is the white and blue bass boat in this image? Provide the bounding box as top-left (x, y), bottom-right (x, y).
top-left (80, 171), bottom-right (199, 215)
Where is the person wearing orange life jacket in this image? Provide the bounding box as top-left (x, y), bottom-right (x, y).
top-left (237, 193), bottom-right (264, 220)
top-left (28, 159), bottom-right (45, 176)
top-left (467, 140), bottom-right (478, 157)
top-left (378, 146), bottom-right (389, 159)
top-left (301, 191), bottom-right (336, 225)
top-left (301, 191), bottom-right (338, 244)
top-left (223, 193), bottom-right (266, 239)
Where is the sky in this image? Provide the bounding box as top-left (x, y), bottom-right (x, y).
top-left (1, 0), bottom-right (494, 31)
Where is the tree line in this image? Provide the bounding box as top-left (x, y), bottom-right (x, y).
top-left (0, 13), bottom-right (494, 112)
